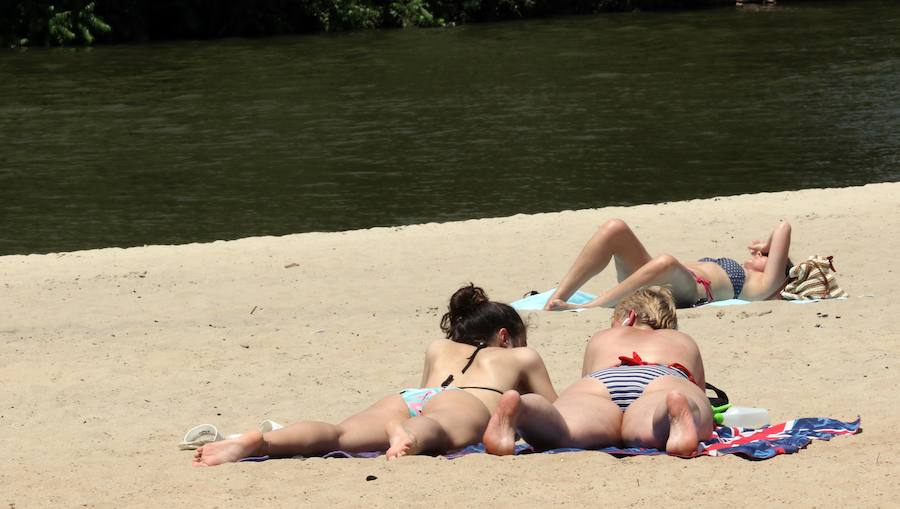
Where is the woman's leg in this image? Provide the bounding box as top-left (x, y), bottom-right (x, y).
top-left (619, 376), bottom-right (714, 456)
top-left (549, 381), bottom-right (622, 449)
top-left (385, 390), bottom-right (490, 459)
top-left (193, 394), bottom-right (409, 466)
top-left (483, 380), bottom-right (622, 455)
top-left (546, 219), bottom-right (653, 310)
top-left (575, 254), bottom-right (700, 309)
top-left (482, 391), bottom-right (566, 455)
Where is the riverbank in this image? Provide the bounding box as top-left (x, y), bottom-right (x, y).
top-left (4, 0), bottom-right (739, 47)
top-left (2, 182), bottom-right (898, 507)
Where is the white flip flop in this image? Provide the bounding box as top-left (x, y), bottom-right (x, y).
top-left (178, 424), bottom-right (223, 450)
top-left (257, 419), bottom-right (284, 433)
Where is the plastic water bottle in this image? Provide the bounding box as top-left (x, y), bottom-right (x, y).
top-left (719, 406), bottom-right (771, 428)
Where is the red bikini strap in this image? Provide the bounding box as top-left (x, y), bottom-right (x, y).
top-left (617, 351), bottom-right (645, 366)
top-left (618, 353), bottom-right (698, 386)
top-left (690, 270), bottom-right (714, 302)
top-left (668, 362), bottom-right (697, 385)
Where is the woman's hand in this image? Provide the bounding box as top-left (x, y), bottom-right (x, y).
top-left (747, 239), bottom-right (770, 255)
top-left (748, 226), bottom-right (779, 255)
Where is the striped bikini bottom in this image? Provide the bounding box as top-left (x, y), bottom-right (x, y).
top-left (587, 364), bottom-right (690, 412)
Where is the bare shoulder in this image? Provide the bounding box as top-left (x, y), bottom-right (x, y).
top-left (591, 327), bottom-right (619, 339)
top-left (508, 346), bottom-right (545, 366)
top-left (585, 327), bottom-right (620, 345)
top-left (424, 339), bottom-right (446, 357)
top-left (658, 328), bottom-right (697, 342)
top-left (656, 329), bottom-right (700, 351)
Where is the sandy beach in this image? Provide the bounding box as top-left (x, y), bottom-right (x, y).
top-left (2, 182), bottom-right (898, 508)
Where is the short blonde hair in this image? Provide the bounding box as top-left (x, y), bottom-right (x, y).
top-left (612, 286), bottom-right (678, 330)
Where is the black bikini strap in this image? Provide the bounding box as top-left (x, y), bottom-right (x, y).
top-left (457, 386), bottom-right (504, 395)
top-left (440, 341), bottom-right (488, 388)
top-left (705, 382), bottom-right (729, 407)
top-left (460, 342), bottom-right (487, 374)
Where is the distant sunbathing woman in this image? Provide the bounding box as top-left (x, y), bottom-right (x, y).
top-left (545, 218), bottom-right (792, 309)
top-left (485, 287), bottom-right (713, 456)
top-left (192, 284), bottom-right (557, 466)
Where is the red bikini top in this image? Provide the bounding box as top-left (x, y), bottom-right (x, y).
top-left (617, 351), bottom-right (698, 386)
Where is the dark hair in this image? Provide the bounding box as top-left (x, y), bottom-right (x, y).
top-left (785, 257), bottom-right (794, 279)
top-left (439, 283), bottom-right (526, 346)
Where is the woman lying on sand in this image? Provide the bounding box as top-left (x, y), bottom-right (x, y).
top-left (546, 218), bottom-right (792, 309)
top-left (485, 287), bottom-right (713, 456)
top-left (193, 284), bottom-right (557, 466)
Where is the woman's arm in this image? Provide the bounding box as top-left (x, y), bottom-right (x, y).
top-left (680, 332), bottom-right (707, 389)
top-left (580, 328), bottom-right (615, 377)
top-left (516, 348), bottom-right (559, 403)
top-left (759, 221), bottom-right (792, 295)
top-left (418, 341), bottom-right (439, 387)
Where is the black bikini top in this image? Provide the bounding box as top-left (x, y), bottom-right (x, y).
top-left (440, 342), bottom-right (502, 395)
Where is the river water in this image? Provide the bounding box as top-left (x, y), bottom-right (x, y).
top-left (1, 0), bottom-right (898, 255)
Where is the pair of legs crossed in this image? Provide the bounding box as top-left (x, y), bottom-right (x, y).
top-left (484, 375), bottom-right (713, 456)
top-left (546, 219), bottom-right (701, 309)
top-left (193, 389), bottom-right (491, 466)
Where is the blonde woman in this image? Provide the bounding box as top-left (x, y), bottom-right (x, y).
top-left (485, 287), bottom-right (713, 456)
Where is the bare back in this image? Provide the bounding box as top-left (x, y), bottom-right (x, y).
top-left (420, 340), bottom-right (557, 408)
top-left (581, 326), bottom-right (706, 388)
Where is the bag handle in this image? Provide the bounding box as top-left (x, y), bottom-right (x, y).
top-left (797, 256), bottom-right (836, 299)
top-left (705, 382), bottom-right (729, 407)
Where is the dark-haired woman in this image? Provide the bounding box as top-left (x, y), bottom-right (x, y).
top-left (192, 284), bottom-right (558, 466)
top-left (545, 219), bottom-right (792, 310)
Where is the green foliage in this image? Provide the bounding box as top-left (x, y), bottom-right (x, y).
top-left (2, 1), bottom-right (111, 47)
top-left (49, 2), bottom-right (112, 45)
top-left (0, 0), bottom-right (735, 47)
top-left (389, 0), bottom-right (444, 28)
top-left (311, 0), bottom-right (382, 31)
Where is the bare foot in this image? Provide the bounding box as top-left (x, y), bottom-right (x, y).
top-left (192, 429), bottom-right (263, 467)
top-left (483, 390), bottom-right (521, 456)
top-left (385, 420), bottom-right (420, 460)
top-left (545, 298), bottom-right (580, 311)
top-left (664, 391), bottom-right (700, 457)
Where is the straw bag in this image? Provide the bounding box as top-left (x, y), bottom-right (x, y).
top-left (780, 255), bottom-right (847, 300)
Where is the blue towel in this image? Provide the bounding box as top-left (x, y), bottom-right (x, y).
top-left (510, 288), bottom-right (598, 311)
top-left (704, 298), bottom-right (752, 307)
top-left (705, 297), bottom-right (848, 307)
top-left (513, 291), bottom-right (848, 310)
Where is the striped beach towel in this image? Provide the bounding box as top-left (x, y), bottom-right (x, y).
top-left (781, 255), bottom-right (847, 300)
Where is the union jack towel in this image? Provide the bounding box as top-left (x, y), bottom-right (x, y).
top-left (447, 417), bottom-right (861, 460)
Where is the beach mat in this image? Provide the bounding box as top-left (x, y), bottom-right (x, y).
top-left (707, 297), bottom-right (848, 307)
top-left (512, 291), bottom-right (848, 310)
top-left (510, 289), bottom-right (597, 311)
top-left (241, 417), bottom-right (860, 462)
